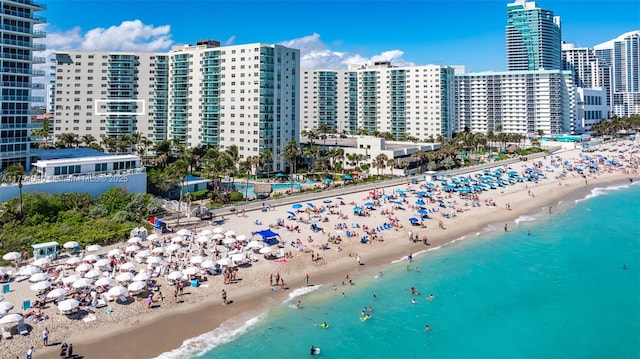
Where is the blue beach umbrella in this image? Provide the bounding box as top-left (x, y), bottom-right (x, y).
top-left (415, 200), bottom-right (426, 206)
top-left (323, 199), bottom-right (332, 204)
top-left (353, 207), bottom-right (363, 212)
top-left (417, 209), bottom-right (428, 215)
top-left (307, 202), bottom-right (315, 207)
top-left (408, 217), bottom-right (419, 223)
top-left (286, 211), bottom-right (296, 217)
top-left (393, 201), bottom-right (404, 205)
top-left (292, 203), bottom-right (303, 209)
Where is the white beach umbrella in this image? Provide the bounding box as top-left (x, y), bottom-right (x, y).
top-left (183, 266), bottom-right (200, 276)
top-left (127, 237), bottom-right (143, 244)
top-left (63, 241), bottom-right (80, 249)
top-left (17, 265), bottom-right (41, 276)
top-left (95, 258), bottom-right (111, 268)
top-left (108, 249), bottom-right (123, 257)
top-left (32, 257), bottom-right (52, 268)
top-left (116, 272), bottom-right (134, 283)
top-left (224, 230), bottom-right (236, 237)
top-left (94, 277), bottom-right (114, 288)
top-left (259, 247), bottom-right (273, 254)
top-left (108, 286), bottom-right (128, 297)
top-left (223, 237), bottom-right (237, 245)
top-left (235, 234), bottom-right (248, 242)
top-left (176, 229), bottom-right (192, 236)
top-left (196, 236), bottom-right (210, 244)
top-left (0, 293), bottom-right (4, 302)
top-left (171, 236), bottom-right (184, 243)
top-left (58, 298), bottom-right (80, 313)
top-left (212, 227), bottom-right (225, 234)
top-left (65, 257), bottom-right (82, 266)
top-left (217, 258), bottom-right (232, 266)
top-left (61, 275), bottom-right (81, 285)
top-left (28, 272), bottom-right (50, 283)
top-left (0, 301), bottom-right (14, 312)
top-left (166, 271), bottom-right (183, 280)
top-left (46, 288), bottom-right (68, 299)
top-left (146, 233), bottom-right (160, 241)
top-left (231, 253), bottom-right (245, 263)
top-left (199, 229), bottom-right (213, 237)
top-left (72, 278), bottom-right (93, 289)
top-left (189, 256), bottom-right (204, 265)
top-left (200, 260), bottom-right (216, 269)
top-left (146, 256), bottom-right (162, 264)
top-left (166, 244), bottom-right (182, 252)
top-left (84, 269), bottom-right (103, 279)
top-left (75, 263), bottom-right (92, 273)
top-left (245, 241), bottom-right (264, 250)
top-left (83, 254), bottom-right (99, 262)
top-left (151, 247), bottom-right (166, 255)
top-left (2, 252), bottom-right (21, 261)
top-left (127, 281), bottom-right (146, 293)
top-left (119, 262), bottom-right (136, 272)
top-left (86, 244), bottom-right (103, 252)
top-left (212, 233), bottom-right (224, 240)
top-left (136, 249), bottom-right (152, 258)
top-left (132, 272), bottom-right (150, 282)
top-left (30, 280), bottom-right (51, 292)
top-left (0, 313), bottom-right (22, 324)
top-left (125, 245), bottom-right (140, 253)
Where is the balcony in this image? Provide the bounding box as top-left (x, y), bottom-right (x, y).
top-left (1, 9), bottom-right (46, 22)
top-left (0, 24), bottom-right (46, 37)
top-left (0, 95), bottom-right (43, 102)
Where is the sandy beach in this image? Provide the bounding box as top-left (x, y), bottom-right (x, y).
top-left (1, 142), bottom-right (637, 359)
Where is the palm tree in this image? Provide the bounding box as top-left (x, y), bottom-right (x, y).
top-left (168, 159), bottom-right (189, 225)
top-left (4, 163), bottom-right (25, 219)
top-left (239, 156), bottom-right (253, 201)
top-left (373, 153), bottom-right (388, 176)
top-left (56, 132), bottom-right (78, 149)
top-left (259, 149), bottom-right (273, 179)
top-left (399, 160), bottom-right (410, 175)
top-left (225, 145), bottom-right (240, 177)
top-left (80, 134), bottom-right (97, 148)
top-left (283, 140), bottom-right (301, 191)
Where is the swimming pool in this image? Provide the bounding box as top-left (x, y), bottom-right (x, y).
top-left (272, 183), bottom-right (302, 190)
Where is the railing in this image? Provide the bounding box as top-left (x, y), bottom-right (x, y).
top-left (0, 123), bottom-right (42, 129)
top-left (1, 9), bottom-right (46, 22)
top-left (0, 68), bottom-right (45, 76)
top-left (0, 95), bottom-right (44, 102)
top-left (7, 0), bottom-right (47, 9)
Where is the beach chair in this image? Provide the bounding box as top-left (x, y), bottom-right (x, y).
top-left (118, 296), bottom-right (128, 304)
top-left (2, 326), bottom-right (12, 339)
top-left (17, 321), bottom-right (28, 335)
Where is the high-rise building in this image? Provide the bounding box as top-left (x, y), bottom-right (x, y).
top-left (300, 62), bottom-right (456, 141)
top-left (52, 51), bottom-right (168, 144)
top-left (0, 0), bottom-right (46, 171)
top-left (506, 0), bottom-right (562, 71)
top-left (167, 41), bottom-right (299, 172)
top-left (594, 31), bottom-right (640, 116)
top-left (455, 70), bottom-right (575, 136)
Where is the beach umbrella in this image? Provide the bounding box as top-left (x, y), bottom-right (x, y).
top-left (183, 267), bottom-right (200, 276)
top-left (0, 301), bottom-right (14, 312)
top-left (108, 249), bottom-right (123, 258)
top-left (212, 234), bottom-right (224, 240)
top-left (146, 256), bottom-right (162, 264)
top-left (61, 275), bottom-right (81, 285)
top-left (116, 272), bottom-right (134, 283)
top-left (292, 203), bottom-right (303, 209)
top-left (83, 254), bottom-right (99, 262)
top-left (217, 258), bottom-right (232, 266)
top-left (363, 202), bottom-right (374, 207)
top-left (119, 262), bottom-right (136, 272)
top-left (84, 269), bottom-right (103, 279)
top-left (213, 227), bottom-right (225, 234)
top-left (245, 241), bottom-right (264, 250)
top-left (196, 236), bottom-right (210, 244)
top-left (125, 245), bottom-right (140, 253)
top-left (259, 247), bottom-right (273, 254)
top-left (28, 272), bottom-right (49, 283)
top-left (127, 237), bottom-right (143, 244)
top-left (166, 244), bottom-right (182, 252)
top-left (0, 293), bottom-right (4, 302)
top-left (94, 277), bottom-right (114, 287)
top-left (167, 271), bottom-right (183, 280)
top-left (200, 260), bottom-right (216, 269)
top-left (136, 249), bottom-right (152, 258)
top-left (127, 281), bottom-right (146, 293)
top-left (323, 199), bottom-right (332, 203)
top-left (65, 257), bottom-right (82, 266)
top-left (86, 245), bottom-right (103, 252)
top-left (57, 298), bottom-right (80, 313)
top-left (63, 241), bottom-right (80, 249)
top-left (2, 252), bottom-right (21, 261)
top-left (171, 236), bottom-right (184, 243)
top-left (108, 286), bottom-right (128, 297)
top-left (95, 258), bottom-right (111, 268)
top-left (306, 202), bottom-right (315, 208)
top-left (75, 263), bottom-right (92, 273)
top-left (0, 313), bottom-right (22, 324)
top-left (177, 229), bottom-right (192, 236)
top-left (132, 272), bottom-right (150, 282)
top-left (231, 253), bottom-right (245, 264)
top-left (32, 257), bottom-right (52, 268)
top-left (146, 234), bottom-right (160, 241)
top-left (30, 280), bottom-right (51, 292)
top-left (235, 234), bottom-right (248, 242)
top-left (17, 265), bottom-right (41, 276)
top-left (417, 209), bottom-right (428, 215)
top-left (151, 247), bottom-right (166, 255)
top-left (199, 229), bottom-right (213, 237)
top-left (223, 237), bottom-right (236, 245)
top-left (72, 278), bottom-right (93, 289)
top-left (286, 211), bottom-right (296, 217)
top-left (46, 288), bottom-right (68, 299)
top-left (224, 230), bottom-right (236, 237)
top-left (190, 256), bottom-right (204, 265)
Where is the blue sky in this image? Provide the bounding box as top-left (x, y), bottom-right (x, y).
top-left (40, 0), bottom-right (639, 71)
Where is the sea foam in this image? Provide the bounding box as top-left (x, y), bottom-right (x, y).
top-left (284, 285), bottom-right (322, 303)
top-left (576, 182), bottom-right (636, 203)
top-left (152, 312), bottom-right (266, 359)
top-left (515, 215), bottom-right (538, 224)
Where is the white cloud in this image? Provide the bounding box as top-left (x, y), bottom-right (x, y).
top-left (280, 33), bottom-right (414, 69)
top-left (223, 35), bottom-right (236, 46)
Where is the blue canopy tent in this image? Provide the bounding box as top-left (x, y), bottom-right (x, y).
top-left (252, 229), bottom-right (281, 246)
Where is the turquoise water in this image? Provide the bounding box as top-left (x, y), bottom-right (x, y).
top-left (231, 183), bottom-right (304, 199)
top-left (158, 183), bottom-right (640, 359)
top-left (272, 183), bottom-right (303, 190)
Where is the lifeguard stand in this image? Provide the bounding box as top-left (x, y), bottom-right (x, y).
top-left (32, 242), bottom-right (59, 260)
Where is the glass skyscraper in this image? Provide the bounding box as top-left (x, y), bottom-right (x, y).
top-left (506, 0), bottom-right (561, 71)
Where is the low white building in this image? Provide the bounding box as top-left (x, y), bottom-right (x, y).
top-left (575, 87), bottom-right (609, 133)
top-left (0, 154), bottom-right (146, 203)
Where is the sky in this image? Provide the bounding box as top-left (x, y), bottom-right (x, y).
top-left (36, 0), bottom-right (640, 72)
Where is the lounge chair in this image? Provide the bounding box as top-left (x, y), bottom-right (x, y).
top-left (17, 321), bottom-right (28, 335)
top-left (118, 296), bottom-right (128, 304)
top-left (2, 326), bottom-right (12, 339)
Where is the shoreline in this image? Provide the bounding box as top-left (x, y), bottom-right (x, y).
top-left (18, 143), bottom-right (636, 359)
top-left (36, 178), bottom-right (636, 359)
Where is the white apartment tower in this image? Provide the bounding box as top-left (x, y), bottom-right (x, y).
top-left (167, 40), bottom-right (299, 172)
top-left (0, 0), bottom-right (46, 171)
top-left (52, 51), bottom-right (169, 143)
top-left (455, 70), bottom-right (575, 136)
top-left (300, 62), bottom-right (455, 141)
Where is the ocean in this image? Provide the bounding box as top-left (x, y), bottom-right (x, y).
top-left (156, 182), bottom-right (640, 359)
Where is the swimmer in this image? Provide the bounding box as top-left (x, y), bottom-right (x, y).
top-left (296, 300), bottom-right (302, 309)
top-left (415, 266), bottom-right (420, 272)
top-left (410, 287), bottom-right (416, 295)
top-left (412, 298), bottom-right (417, 304)
top-left (425, 325), bottom-right (431, 332)
top-left (368, 306), bottom-right (373, 312)
top-left (527, 230), bottom-right (531, 236)
top-left (372, 294), bottom-right (377, 300)
top-left (623, 264), bottom-right (628, 269)
top-left (320, 322), bottom-right (329, 328)
top-left (428, 294), bottom-right (435, 300)
top-left (333, 284), bottom-right (337, 290)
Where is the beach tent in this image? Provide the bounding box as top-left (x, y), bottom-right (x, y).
top-left (252, 229), bottom-right (280, 246)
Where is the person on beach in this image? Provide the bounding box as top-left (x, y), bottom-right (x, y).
top-left (222, 289), bottom-right (228, 305)
top-left (304, 274), bottom-right (310, 286)
top-left (146, 294), bottom-right (154, 309)
top-left (504, 224), bottom-right (508, 232)
top-left (59, 342), bottom-right (67, 358)
top-left (67, 344), bottom-right (73, 358)
top-left (26, 347), bottom-right (33, 359)
top-left (42, 327), bottom-right (49, 346)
